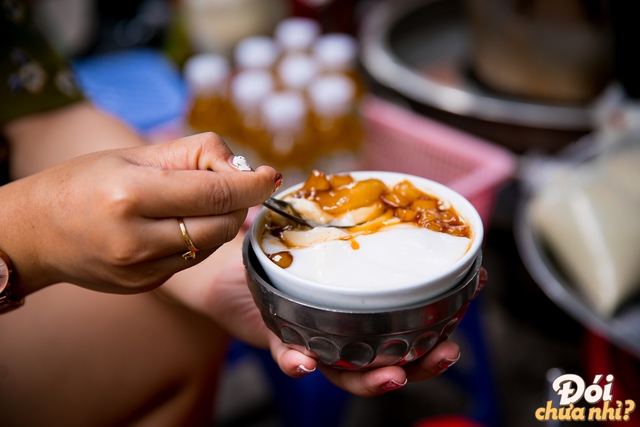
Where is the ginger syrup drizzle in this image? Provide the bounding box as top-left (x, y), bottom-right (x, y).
top-left (264, 171), bottom-right (471, 268)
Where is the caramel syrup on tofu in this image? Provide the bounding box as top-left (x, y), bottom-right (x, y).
top-left (294, 170), bottom-right (472, 238)
top-left (263, 170), bottom-right (472, 268)
top-left (268, 251), bottom-right (293, 268)
top-left (349, 237), bottom-right (360, 250)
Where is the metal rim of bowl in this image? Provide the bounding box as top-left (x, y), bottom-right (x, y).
top-left (242, 233), bottom-right (482, 336)
top-left (358, 0), bottom-right (594, 130)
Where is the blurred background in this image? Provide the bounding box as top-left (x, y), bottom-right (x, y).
top-left (26, 0), bottom-right (640, 426)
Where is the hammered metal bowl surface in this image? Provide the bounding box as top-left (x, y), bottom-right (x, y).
top-left (242, 234), bottom-right (481, 370)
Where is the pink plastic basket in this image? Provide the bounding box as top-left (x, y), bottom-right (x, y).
top-left (361, 96), bottom-right (517, 229)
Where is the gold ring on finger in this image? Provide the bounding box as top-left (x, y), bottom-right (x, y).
top-left (178, 218), bottom-right (199, 260)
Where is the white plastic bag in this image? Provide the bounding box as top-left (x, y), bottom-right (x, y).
top-left (530, 121), bottom-right (640, 317)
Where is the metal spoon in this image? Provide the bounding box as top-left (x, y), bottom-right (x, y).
top-left (262, 198), bottom-right (354, 228)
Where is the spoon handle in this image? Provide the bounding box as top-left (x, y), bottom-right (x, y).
top-left (262, 198), bottom-right (356, 228)
top-left (262, 198), bottom-right (314, 228)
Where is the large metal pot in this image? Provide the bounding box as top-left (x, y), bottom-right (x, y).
top-left (359, 0), bottom-right (612, 153)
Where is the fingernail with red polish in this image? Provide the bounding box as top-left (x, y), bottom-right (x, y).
top-left (437, 353), bottom-right (461, 371)
top-left (274, 173), bottom-right (283, 191)
top-left (296, 364), bottom-right (316, 375)
top-left (229, 155), bottom-right (254, 171)
top-left (381, 378), bottom-right (407, 391)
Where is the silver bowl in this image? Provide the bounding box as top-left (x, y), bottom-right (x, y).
top-left (242, 234), bottom-right (482, 370)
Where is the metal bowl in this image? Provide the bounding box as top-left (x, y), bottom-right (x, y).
top-left (242, 234), bottom-right (482, 370)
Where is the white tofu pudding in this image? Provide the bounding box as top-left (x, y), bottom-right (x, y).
top-left (251, 171), bottom-right (483, 309)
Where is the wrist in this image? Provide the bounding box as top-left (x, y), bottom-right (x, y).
top-left (0, 244), bottom-right (47, 302)
top-left (0, 249), bottom-right (25, 313)
top-left (0, 181), bottom-right (53, 300)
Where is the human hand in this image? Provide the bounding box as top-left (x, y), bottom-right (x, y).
top-left (311, 268), bottom-right (487, 396)
top-left (268, 268), bottom-right (488, 396)
top-left (0, 132), bottom-right (279, 297)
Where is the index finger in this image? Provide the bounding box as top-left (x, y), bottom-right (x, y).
top-left (125, 132), bottom-right (258, 173)
top-left (125, 164), bottom-right (278, 218)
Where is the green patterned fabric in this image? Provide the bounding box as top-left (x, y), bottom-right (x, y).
top-left (0, 0), bottom-right (84, 125)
